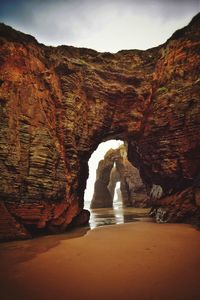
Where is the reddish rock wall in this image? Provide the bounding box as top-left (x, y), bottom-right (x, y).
top-left (128, 14), bottom-right (200, 223)
top-left (0, 13), bottom-right (199, 240)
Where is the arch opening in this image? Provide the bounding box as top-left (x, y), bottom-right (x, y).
top-left (82, 139), bottom-right (150, 229)
top-left (84, 139), bottom-right (123, 210)
top-left (83, 139), bottom-right (148, 212)
top-left (113, 181), bottom-right (122, 210)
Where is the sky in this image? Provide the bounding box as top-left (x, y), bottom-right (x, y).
top-left (0, 0), bottom-right (199, 52)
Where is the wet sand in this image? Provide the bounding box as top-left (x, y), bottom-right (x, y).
top-left (89, 207), bottom-right (151, 228)
top-left (0, 221), bottom-right (200, 300)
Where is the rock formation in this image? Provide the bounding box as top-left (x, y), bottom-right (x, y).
top-left (91, 145), bottom-right (147, 208)
top-left (90, 149), bottom-right (117, 208)
top-left (107, 165), bottom-right (121, 201)
top-left (0, 13), bottom-right (199, 240)
top-left (115, 146), bottom-right (148, 207)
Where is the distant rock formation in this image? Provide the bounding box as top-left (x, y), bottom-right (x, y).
top-left (90, 149), bottom-right (117, 208)
top-left (115, 146), bottom-right (148, 207)
top-left (91, 145), bottom-right (148, 208)
top-left (0, 13), bottom-right (199, 240)
top-left (107, 166), bottom-right (121, 200)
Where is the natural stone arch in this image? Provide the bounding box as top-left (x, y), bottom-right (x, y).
top-left (0, 14), bottom-right (199, 240)
top-left (108, 166), bottom-right (121, 201)
top-left (91, 145), bottom-right (148, 208)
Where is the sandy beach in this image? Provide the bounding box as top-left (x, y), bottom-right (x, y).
top-left (0, 221), bottom-right (200, 300)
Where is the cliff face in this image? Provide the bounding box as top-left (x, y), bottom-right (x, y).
top-left (0, 13), bottom-right (199, 240)
top-left (128, 14), bottom-right (200, 223)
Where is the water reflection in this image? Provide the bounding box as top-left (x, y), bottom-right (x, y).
top-left (114, 211), bottom-right (124, 225)
top-left (0, 208), bottom-right (152, 265)
top-left (89, 207), bottom-right (151, 229)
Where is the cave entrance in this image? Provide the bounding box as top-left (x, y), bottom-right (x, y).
top-left (84, 140), bottom-right (123, 210)
top-left (84, 138), bottom-right (148, 211)
top-left (83, 139), bottom-right (149, 229)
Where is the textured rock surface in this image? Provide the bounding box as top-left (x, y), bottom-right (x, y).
top-left (107, 165), bottom-right (121, 200)
top-left (91, 145), bottom-right (147, 208)
top-left (0, 202), bottom-right (30, 241)
top-left (127, 14), bottom-right (200, 223)
top-left (90, 149), bottom-right (116, 208)
top-left (115, 146), bottom-right (148, 207)
top-left (0, 14), bottom-right (200, 240)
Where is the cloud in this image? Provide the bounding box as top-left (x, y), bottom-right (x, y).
top-left (0, 0), bottom-right (199, 51)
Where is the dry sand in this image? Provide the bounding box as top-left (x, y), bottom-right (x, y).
top-left (0, 222), bottom-right (200, 300)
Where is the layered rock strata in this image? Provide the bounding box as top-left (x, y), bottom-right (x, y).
top-left (0, 13), bottom-right (199, 240)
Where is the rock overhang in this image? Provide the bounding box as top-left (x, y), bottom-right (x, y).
top-left (0, 13), bottom-right (199, 240)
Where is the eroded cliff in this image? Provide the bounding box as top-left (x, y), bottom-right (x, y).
top-left (0, 13), bottom-right (199, 240)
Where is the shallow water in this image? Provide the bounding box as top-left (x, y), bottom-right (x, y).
top-left (0, 208), bottom-right (151, 265)
top-left (89, 207), bottom-right (152, 229)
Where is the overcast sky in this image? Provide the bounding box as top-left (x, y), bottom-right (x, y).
top-left (0, 0), bottom-right (199, 52)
